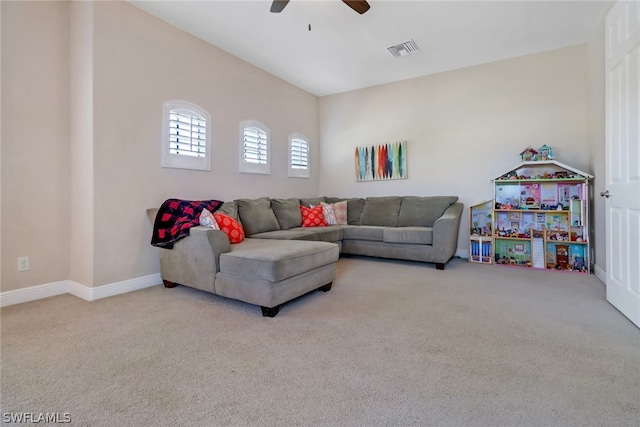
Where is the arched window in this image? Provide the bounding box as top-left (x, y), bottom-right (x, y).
top-left (162, 101), bottom-right (211, 171)
top-left (239, 120), bottom-right (270, 174)
top-left (289, 133), bottom-right (310, 178)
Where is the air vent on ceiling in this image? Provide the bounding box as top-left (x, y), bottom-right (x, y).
top-left (387, 39), bottom-right (420, 58)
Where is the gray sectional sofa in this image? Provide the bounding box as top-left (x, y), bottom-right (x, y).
top-left (148, 196), bottom-right (462, 317)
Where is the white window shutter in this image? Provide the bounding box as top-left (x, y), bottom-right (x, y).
top-left (162, 101), bottom-right (211, 171)
top-left (289, 134), bottom-right (310, 178)
top-left (239, 121), bottom-right (270, 174)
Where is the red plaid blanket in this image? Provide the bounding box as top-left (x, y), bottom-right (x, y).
top-left (151, 198), bottom-right (223, 248)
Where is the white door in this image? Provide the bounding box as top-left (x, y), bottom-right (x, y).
top-left (605, 1), bottom-right (640, 328)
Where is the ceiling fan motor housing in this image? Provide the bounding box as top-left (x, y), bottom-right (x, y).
top-left (270, 0), bottom-right (370, 14)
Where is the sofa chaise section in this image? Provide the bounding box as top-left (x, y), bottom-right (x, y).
top-left (147, 207), bottom-right (340, 317)
top-left (215, 239), bottom-right (338, 316)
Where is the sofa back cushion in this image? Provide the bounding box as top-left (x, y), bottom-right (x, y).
top-left (359, 196), bottom-right (401, 227)
top-left (346, 198), bottom-right (365, 225)
top-left (271, 198), bottom-right (302, 230)
top-left (236, 197), bottom-right (281, 236)
top-left (325, 197), bottom-right (365, 225)
top-left (324, 197), bottom-right (340, 204)
top-left (398, 196), bottom-right (459, 227)
top-left (300, 197), bottom-right (326, 207)
top-left (217, 201), bottom-right (239, 220)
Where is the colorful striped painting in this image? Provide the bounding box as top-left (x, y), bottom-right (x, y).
top-left (355, 141), bottom-right (407, 182)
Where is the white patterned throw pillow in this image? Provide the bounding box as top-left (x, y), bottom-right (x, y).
top-left (199, 208), bottom-right (220, 229)
top-left (333, 200), bottom-right (348, 225)
top-left (320, 202), bottom-right (338, 225)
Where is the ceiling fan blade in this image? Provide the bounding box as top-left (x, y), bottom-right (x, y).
top-left (342, 1), bottom-right (370, 14)
top-left (270, 0), bottom-right (290, 13)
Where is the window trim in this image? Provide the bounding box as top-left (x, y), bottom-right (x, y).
top-left (162, 101), bottom-right (211, 171)
top-left (288, 133), bottom-right (310, 178)
top-left (239, 120), bottom-right (270, 175)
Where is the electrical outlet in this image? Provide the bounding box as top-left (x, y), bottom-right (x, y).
top-left (18, 256), bottom-right (30, 272)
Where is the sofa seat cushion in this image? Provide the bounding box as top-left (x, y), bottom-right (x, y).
top-left (255, 226), bottom-right (342, 242)
top-left (250, 229), bottom-right (320, 241)
top-left (342, 225), bottom-right (386, 241)
top-left (219, 239), bottom-right (339, 283)
top-left (305, 225), bottom-right (344, 242)
top-left (383, 227), bottom-right (433, 245)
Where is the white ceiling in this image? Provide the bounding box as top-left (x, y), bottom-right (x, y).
top-left (128, 0), bottom-right (611, 97)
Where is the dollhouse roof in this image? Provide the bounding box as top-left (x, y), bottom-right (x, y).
top-left (519, 146), bottom-right (538, 155)
top-left (493, 160), bottom-right (594, 180)
top-left (470, 199), bottom-right (494, 208)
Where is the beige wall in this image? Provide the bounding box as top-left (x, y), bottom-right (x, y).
top-left (69, 0), bottom-right (95, 286)
top-left (319, 45), bottom-right (592, 255)
top-left (1, 1), bottom-right (71, 292)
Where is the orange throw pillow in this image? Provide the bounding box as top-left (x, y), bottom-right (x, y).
top-left (213, 213), bottom-right (245, 243)
top-left (301, 205), bottom-right (328, 227)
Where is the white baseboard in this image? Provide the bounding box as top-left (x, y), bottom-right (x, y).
top-left (594, 264), bottom-right (606, 284)
top-left (89, 274), bottom-right (162, 301)
top-left (67, 280), bottom-right (93, 302)
top-left (0, 280), bottom-right (69, 307)
top-left (1, 273), bottom-right (161, 307)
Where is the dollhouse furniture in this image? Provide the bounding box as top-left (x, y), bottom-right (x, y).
top-left (468, 200), bottom-right (493, 264)
top-left (555, 244), bottom-right (569, 270)
top-left (491, 160), bottom-right (593, 273)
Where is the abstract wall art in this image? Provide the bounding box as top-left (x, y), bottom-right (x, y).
top-left (355, 141), bottom-right (407, 182)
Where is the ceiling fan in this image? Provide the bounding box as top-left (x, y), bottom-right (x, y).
top-left (270, 1), bottom-right (370, 15)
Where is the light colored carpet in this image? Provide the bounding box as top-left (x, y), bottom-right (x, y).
top-left (1, 257), bottom-right (639, 426)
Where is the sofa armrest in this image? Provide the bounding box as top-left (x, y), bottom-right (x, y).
top-left (431, 202), bottom-right (464, 263)
top-left (147, 207), bottom-right (231, 292)
top-left (158, 226), bottom-right (231, 293)
top-left (147, 208), bottom-right (230, 263)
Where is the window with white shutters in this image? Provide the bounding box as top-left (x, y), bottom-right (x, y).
top-left (169, 111), bottom-right (206, 157)
top-left (289, 134), bottom-right (310, 178)
top-left (162, 101), bottom-right (211, 171)
top-left (240, 120), bottom-right (270, 174)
